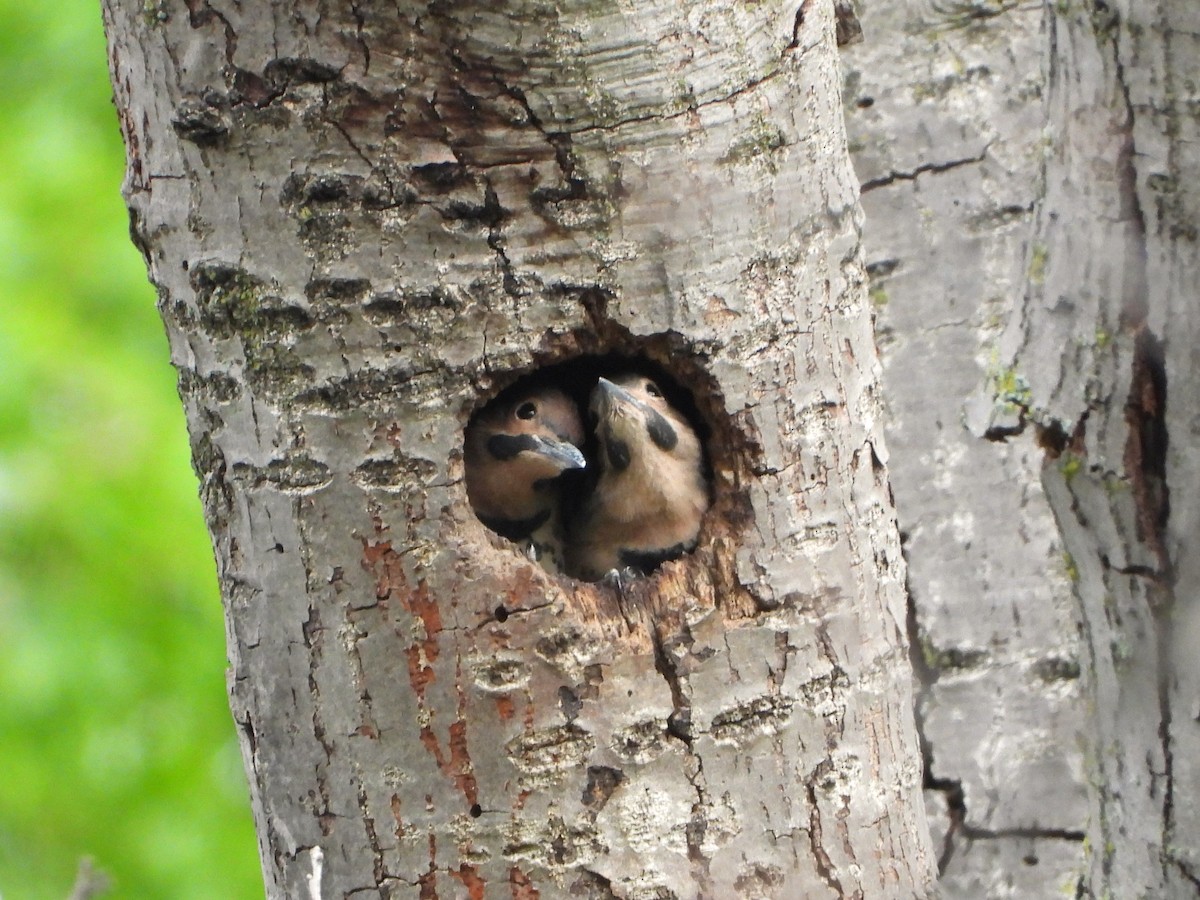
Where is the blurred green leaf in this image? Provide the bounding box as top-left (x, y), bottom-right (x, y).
top-left (0, 1), bottom-right (260, 897)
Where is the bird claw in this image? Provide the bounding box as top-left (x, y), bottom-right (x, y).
top-left (601, 566), bottom-right (642, 592)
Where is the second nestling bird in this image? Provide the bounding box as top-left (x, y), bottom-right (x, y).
top-left (464, 386), bottom-right (587, 573)
top-left (565, 374), bottom-right (710, 582)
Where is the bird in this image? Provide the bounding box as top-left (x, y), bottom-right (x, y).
top-left (565, 374), bottom-right (709, 582)
top-left (464, 386), bottom-right (587, 572)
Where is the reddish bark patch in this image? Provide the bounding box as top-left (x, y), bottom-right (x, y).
top-left (510, 867), bottom-right (541, 899)
top-left (451, 864), bottom-right (487, 900)
top-left (361, 538), bottom-right (444, 631)
top-left (495, 695), bottom-right (516, 720)
top-left (390, 794), bottom-right (405, 839)
top-left (448, 718), bottom-right (479, 806)
top-left (406, 577), bottom-right (444, 637)
top-left (419, 834), bottom-right (439, 900)
top-left (361, 538), bottom-right (403, 600)
top-left (406, 643), bottom-right (438, 699)
top-left (420, 725), bottom-right (446, 769)
top-left (504, 564), bottom-right (537, 607)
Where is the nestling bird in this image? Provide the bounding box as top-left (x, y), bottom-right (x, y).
top-left (465, 386), bottom-right (586, 572)
top-left (565, 374), bottom-right (709, 582)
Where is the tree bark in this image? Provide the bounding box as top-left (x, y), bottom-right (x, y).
top-left (1025, 2), bottom-right (1200, 893)
top-left (844, 0), bottom-right (1200, 895)
top-left (104, 0), bottom-right (935, 897)
top-left (841, 2), bottom-right (1092, 893)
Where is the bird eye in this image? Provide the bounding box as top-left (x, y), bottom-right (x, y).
top-left (645, 382), bottom-right (662, 398)
top-left (516, 402), bottom-right (537, 420)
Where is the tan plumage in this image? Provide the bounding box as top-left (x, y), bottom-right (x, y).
top-left (465, 387), bottom-right (586, 571)
top-left (565, 375), bottom-right (709, 582)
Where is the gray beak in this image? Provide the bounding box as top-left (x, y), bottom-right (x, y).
top-left (592, 377), bottom-right (637, 418)
top-left (530, 435), bottom-right (586, 471)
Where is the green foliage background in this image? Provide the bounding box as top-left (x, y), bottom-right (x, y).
top-left (0, 1), bottom-right (261, 896)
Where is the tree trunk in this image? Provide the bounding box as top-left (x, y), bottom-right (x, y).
top-left (844, 0), bottom-right (1200, 895)
top-left (104, 0), bottom-right (935, 897)
top-left (1025, 1), bottom-right (1200, 893)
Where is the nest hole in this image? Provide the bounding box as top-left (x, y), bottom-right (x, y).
top-left (463, 347), bottom-right (753, 591)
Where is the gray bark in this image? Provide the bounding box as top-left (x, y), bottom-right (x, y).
top-left (104, 0), bottom-right (936, 897)
top-left (844, 0), bottom-right (1200, 895)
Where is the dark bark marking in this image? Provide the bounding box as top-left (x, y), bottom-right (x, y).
top-left (557, 686), bottom-right (581, 722)
top-left (734, 863), bottom-right (785, 895)
top-left (230, 456), bottom-right (332, 493)
top-left (581, 766), bottom-right (624, 815)
top-left (506, 724), bottom-right (594, 777)
top-left (352, 456), bottom-right (441, 491)
top-left (294, 366), bottom-right (444, 413)
top-left (834, 1), bottom-right (864, 47)
top-left (411, 161), bottom-right (470, 191)
top-left (305, 277), bottom-right (372, 304)
top-left (610, 719), bottom-right (668, 764)
top-left (263, 57), bottom-right (341, 86)
top-left (282, 171), bottom-right (411, 215)
top-left (789, 0), bottom-right (815, 49)
top-left (182, 0), bottom-right (237, 64)
top-left (1123, 325), bottom-right (1170, 580)
top-left (172, 94), bottom-right (230, 146)
top-left (1121, 324), bottom-right (1179, 880)
top-left (568, 870), bottom-right (618, 899)
top-left (709, 694), bottom-right (796, 744)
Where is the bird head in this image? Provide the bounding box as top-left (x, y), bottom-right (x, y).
top-left (465, 387), bottom-right (586, 532)
top-left (589, 375), bottom-right (695, 475)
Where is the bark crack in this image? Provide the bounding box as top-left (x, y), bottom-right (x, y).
top-left (301, 602), bottom-right (338, 836)
top-left (649, 625), bottom-right (713, 893)
top-left (859, 148), bottom-right (990, 193)
top-left (349, 2), bottom-right (370, 74)
top-left (805, 764), bottom-right (845, 896)
top-left (356, 779), bottom-right (387, 886)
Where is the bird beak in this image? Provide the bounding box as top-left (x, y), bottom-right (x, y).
top-left (528, 435), bottom-right (587, 472)
top-left (592, 377), bottom-right (636, 418)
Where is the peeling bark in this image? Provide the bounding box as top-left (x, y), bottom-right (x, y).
top-left (104, 0), bottom-right (935, 896)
